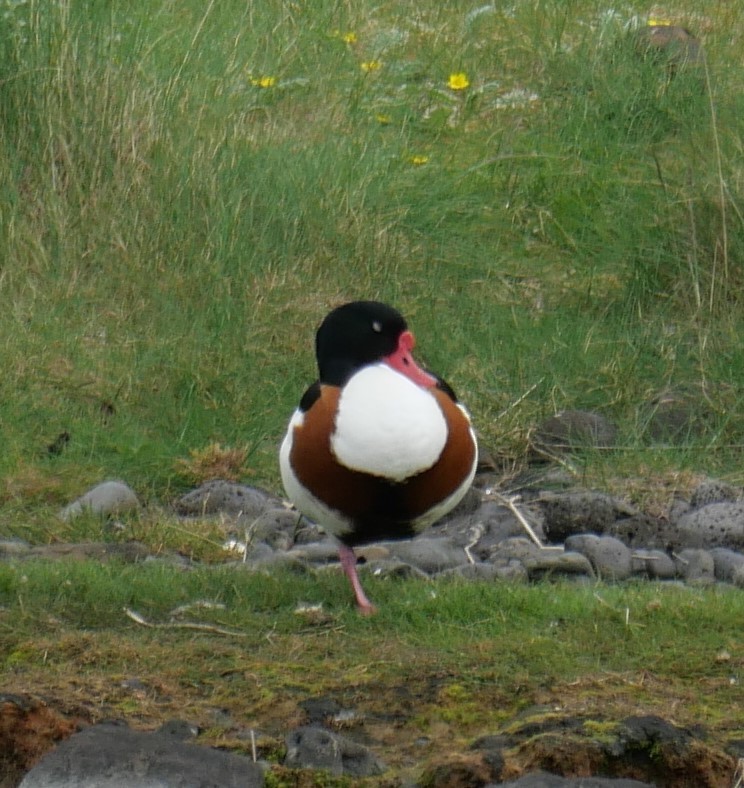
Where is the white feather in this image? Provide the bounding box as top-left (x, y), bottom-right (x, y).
top-left (330, 364), bottom-right (447, 481)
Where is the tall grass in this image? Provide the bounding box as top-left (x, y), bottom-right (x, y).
top-left (1, 0), bottom-right (743, 518)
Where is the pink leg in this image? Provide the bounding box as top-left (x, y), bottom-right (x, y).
top-left (338, 544), bottom-right (377, 615)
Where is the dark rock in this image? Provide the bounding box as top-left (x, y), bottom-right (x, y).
top-left (539, 492), bottom-right (635, 543)
top-left (607, 514), bottom-right (670, 550)
top-left (283, 725), bottom-right (385, 777)
top-left (292, 519), bottom-right (326, 544)
top-left (530, 410), bottom-right (618, 459)
top-left (299, 698), bottom-right (342, 725)
top-left (668, 496), bottom-right (691, 524)
top-left (673, 548), bottom-right (715, 584)
top-left (690, 479), bottom-right (740, 510)
top-left (156, 719), bottom-right (199, 740)
top-left (439, 561), bottom-right (528, 582)
top-left (642, 389), bottom-right (711, 443)
top-left (244, 508), bottom-right (303, 552)
top-left (490, 539), bottom-right (594, 580)
top-left (241, 542), bottom-right (275, 562)
top-left (674, 502), bottom-right (744, 550)
top-left (284, 539), bottom-right (339, 565)
top-left (241, 550), bottom-right (315, 574)
top-left (485, 538), bottom-right (544, 564)
top-left (606, 714), bottom-right (693, 758)
top-left (564, 535), bottom-right (632, 580)
top-left (420, 754), bottom-right (495, 786)
top-left (359, 559), bottom-right (430, 581)
top-left (630, 549), bottom-right (676, 580)
top-left (19, 721), bottom-right (264, 787)
top-left (385, 537), bottom-right (467, 574)
top-left (493, 712), bottom-right (734, 788)
top-left (445, 484), bottom-right (484, 518)
top-left (493, 774), bottom-right (653, 787)
top-left (436, 499), bottom-right (546, 555)
top-left (709, 548), bottom-right (744, 583)
top-left (174, 480), bottom-right (280, 518)
top-left (601, 714), bottom-right (734, 785)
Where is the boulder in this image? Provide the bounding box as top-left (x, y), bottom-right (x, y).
top-left (59, 481), bottom-right (139, 522)
top-left (19, 721), bottom-right (264, 787)
top-left (284, 725), bottom-right (385, 777)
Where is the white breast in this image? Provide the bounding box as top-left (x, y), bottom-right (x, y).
top-left (330, 364), bottom-right (447, 482)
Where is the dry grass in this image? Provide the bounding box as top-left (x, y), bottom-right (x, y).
top-left (174, 443), bottom-right (253, 484)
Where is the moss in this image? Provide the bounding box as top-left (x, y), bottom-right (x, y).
top-left (264, 766), bottom-right (358, 788)
top-left (4, 648), bottom-right (37, 669)
top-left (582, 719), bottom-right (621, 744)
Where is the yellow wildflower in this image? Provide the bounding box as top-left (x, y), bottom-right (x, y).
top-left (410, 155), bottom-right (429, 166)
top-left (648, 18), bottom-right (672, 26)
top-left (375, 113), bottom-right (392, 124)
top-left (342, 32), bottom-right (357, 43)
top-left (448, 72), bottom-right (470, 91)
top-left (361, 60), bottom-right (382, 73)
top-left (250, 76), bottom-right (276, 88)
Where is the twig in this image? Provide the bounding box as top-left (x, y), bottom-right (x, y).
top-left (527, 444), bottom-right (581, 475)
top-left (463, 524), bottom-right (484, 564)
top-left (593, 593), bottom-right (633, 628)
top-left (170, 600), bottom-right (226, 616)
top-left (494, 379), bottom-right (544, 422)
top-left (123, 607), bottom-right (247, 637)
top-left (732, 757), bottom-right (744, 788)
top-left (484, 491), bottom-right (563, 551)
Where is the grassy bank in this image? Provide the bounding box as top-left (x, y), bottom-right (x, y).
top-left (1, 562), bottom-right (741, 766)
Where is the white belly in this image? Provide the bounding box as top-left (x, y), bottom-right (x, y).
top-left (330, 364), bottom-right (447, 482)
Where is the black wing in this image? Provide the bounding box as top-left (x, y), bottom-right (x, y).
top-left (298, 380), bottom-right (322, 413)
top-left (432, 374), bottom-right (459, 403)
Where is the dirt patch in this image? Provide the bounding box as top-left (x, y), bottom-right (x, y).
top-left (0, 695), bottom-right (88, 787)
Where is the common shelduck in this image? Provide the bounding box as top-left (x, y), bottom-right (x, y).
top-left (280, 301), bottom-right (477, 613)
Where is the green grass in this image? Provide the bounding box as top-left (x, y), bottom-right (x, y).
top-left (0, 562), bottom-right (741, 756)
top-left (2, 559), bottom-right (741, 687)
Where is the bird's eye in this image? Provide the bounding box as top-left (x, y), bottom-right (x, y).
top-left (371, 320), bottom-right (382, 333)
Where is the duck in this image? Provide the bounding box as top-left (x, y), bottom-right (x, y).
top-left (279, 300), bottom-right (478, 614)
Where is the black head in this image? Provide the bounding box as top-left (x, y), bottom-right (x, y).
top-left (315, 301), bottom-right (408, 386)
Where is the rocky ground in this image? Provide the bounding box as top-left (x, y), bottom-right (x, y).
top-left (3, 410), bottom-right (744, 786)
top-left (4, 693), bottom-right (741, 787)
